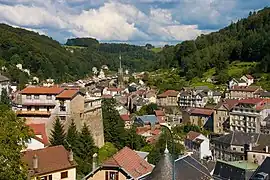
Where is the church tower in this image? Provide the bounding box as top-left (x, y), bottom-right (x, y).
top-left (118, 54), bottom-right (124, 88)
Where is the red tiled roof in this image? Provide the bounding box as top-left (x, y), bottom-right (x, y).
top-left (27, 123), bottom-right (49, 145)
top-left (20, 86), bottom-right (64, 95)
top-left (56, 89), bottom-right (79, 99)
top-left (151, 129), bottom-right (161, 136)
top-left (136, 126), bottom-right (151, 135)
top-left (186, 131), bottom-right (201, 141)
top-left (102, 94), bottom-right (113, 99)
top-left (239, 98), bottom-right (265, 105)
top-left (103, 147), bottom-right (153, 178)
top-left (146, 134), bottom-right (161, 144)
top-left (188, 108), bottom-right (214, 116)
top-left (230, 86), bottom-right (260, 92)
top-left (22, 145), bottom-right (76, 176)
top-left (154, 110), bottom-right (165, 116)
top-left (120, 114), bottom-right (130, 121)
top-left (158, 90), bottom-right (179, 98)
top-left (223, 99), bottom-right (240, 110)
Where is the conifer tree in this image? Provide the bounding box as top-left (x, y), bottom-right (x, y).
top-left (49, 117), bottom-right (66, 146)
top-left (65, 119), bottom-right (78, 150)
top-left (0, 88), bottom-right (10, 107)
top-left (77, 123), bottom-right (97, 175)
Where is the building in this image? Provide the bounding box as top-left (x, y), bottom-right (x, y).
top-left (0, 74), bottom-right (9, 97)
top-left (16, 86), bottom-right (105, 148)
top-left (211, 131), bottom-right (270, 161)
top-left (103, 87), bottom-right (124, 97)
top-left (120, 114), bottom-right (133, 129)
top-left (228, 75), bottom-right (254, 89)
top-left (83, 147), bottom-right (153, 180)
top-left (213, 99), bottom-right (239, 134)
top-left (185, 131), bottom-right (212, 159)
top-left (154, 110), bottom-right (166, 124)
top-left (143, 147), bottom-right (212, 180)
top-left (22, 145), bottom-right (77, 180)
top-left (229, 98), bottom-right (268, 133)
top-left (157, 90), bottom-right (179, 107)
top-left (228, 86), bottom-right (262, 99)
top-left (213, 160), bottom-right (258, 180)
top-left (24, 123), bottom-right (49, 151)
top-left (135, 115), bottom-right (159, 126)
top-left (182, 108), bottom-right (214, 131)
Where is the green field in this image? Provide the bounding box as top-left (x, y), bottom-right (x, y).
top-left (150, 47), bottom-right (163, 53)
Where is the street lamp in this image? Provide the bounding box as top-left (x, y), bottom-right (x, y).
top-left (160, 123), bottom-right (175, 180)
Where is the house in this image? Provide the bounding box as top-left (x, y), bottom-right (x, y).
top-left (185, 131), bottom-right (212, 159)
top-left (228, 86), bottom-right (262, 99)
top-left (241, 75), bottom-right (254, 86)
top-left (229, 98), bottom-right (268, 133)
top-left (211, 131), bottom-right (270, 161)
top-left (24, 123), bottom-right (49, 151)
top-left (143, 147), bottom-right (212, 180)
top-left (136, 124), bottom-right (161, 144)
top-left (213, 99), bottom-right (239, 134)
top-left (157, 90), bottom-right (179, 107)
top-left (182, 108), bottom-right (214, 131)
top-left (103, 87), bottom-right (124, 96)
top-left (22, 145), bottom-right (77, 180)
top-left (250, 157), bottom-right (270, 180)
top-left (83, 147), bottom-right (153, 180)
top-left (0, 74), bottom-right (9, 97)
top-left (213, 160), bottom-right (258, 180)
top-left (154, 110), bottom-right (166, 123)
top-left (120, 114), bottom-right (133, 129)
top-left (228, 75), bottom-right (254, 89)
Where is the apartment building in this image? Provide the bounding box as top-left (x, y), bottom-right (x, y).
top-left (229, 98), bottom-right (268, 133)
top-left (157, 90), bottom-right (179, 107)
top-left (227, 86), bottom-right (262, 99)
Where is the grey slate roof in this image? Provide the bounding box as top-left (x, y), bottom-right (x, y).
top-left (213, 91), bottom-right (222, 96)
top-left (260, 91), bottom-right (270, 97)
top-left (0, 74), bottom-right (9, 82)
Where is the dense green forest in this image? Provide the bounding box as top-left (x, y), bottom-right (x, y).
top-left (0, 25), bottom-right (159, 85)
top-left (159, 7), bottom-right (270, 84)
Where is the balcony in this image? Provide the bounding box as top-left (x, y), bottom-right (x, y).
top-left (16, 110), bottom-right (51, 116)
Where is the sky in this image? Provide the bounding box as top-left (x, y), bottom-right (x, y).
top-left (0, 0), bottom-right (269, 46)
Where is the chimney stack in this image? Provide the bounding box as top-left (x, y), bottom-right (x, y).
top-left (266, 146), bottom-right (269, 153)
top-left (68, 149), bottom-right (74, 162)
top-left (249, 143), bottom-right (253, 151)
top-left (33, 154), bottom-right (38, 171)
top-left (92, 153), bottom-right (98, 170)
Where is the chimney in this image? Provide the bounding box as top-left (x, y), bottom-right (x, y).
top-left (33, 154), bottom-right (38, 171)
top-left (266, 146), bottom-right (269, 153)
top-left (92, 153), bottom-right (98, 170)
top-left (68, 149), bottom-right (74, 162)
top-left (249, 143), bottom-right (253, 151)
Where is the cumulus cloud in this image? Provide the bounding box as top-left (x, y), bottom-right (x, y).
top-left (0, 0), bottom-right (269, 44)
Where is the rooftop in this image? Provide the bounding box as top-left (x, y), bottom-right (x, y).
top-left (20, 86), bottom-right (64, 95)
top-left (120, 114), bottom-right (130, 121)
top-left (186, 131), bottom-right (201, 141)
top-left (56, 89), bottom-right (80, 99)
top-left (187, 108), bottom-right (214, 116)
top-left (230, 86), bottom-right (260, 92)
top-left (157, 90), bottom-right (179, 98)
top-left (22, 145), bottom-right (76, 176)
top-left (27, 123), bottom-right (49, 145)
top-left (0, 74), bottom-right (9, 82)
top-left (218, 160), bottom-right (258, 170)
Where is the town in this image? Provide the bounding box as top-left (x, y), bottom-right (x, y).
top-left (1, 59), bottom-right (270, 180)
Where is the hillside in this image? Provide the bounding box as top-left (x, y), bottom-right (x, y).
top-left (0, 25), bottom-right (159, 87)
top-left (64, 38), bottom-right (159, 72)
top-left (159, 7), bottom-right (270, 84)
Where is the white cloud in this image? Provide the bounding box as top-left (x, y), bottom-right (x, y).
top-left (0, 0), bottom-right (212, 43)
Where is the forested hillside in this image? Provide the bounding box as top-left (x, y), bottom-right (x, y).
top-left (65, 38), bottom-right (159, 72)
top-left (159, 7), bottom-right (270, 83)
top-left (0, 25), bottom-right (158, 85)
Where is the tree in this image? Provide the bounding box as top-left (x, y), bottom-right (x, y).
top-left (76, 123), bottom-right (97, 175)
top-left (136, 103), bottom-right (158, 116)
top-left (125, 125), bottom-right (146, 150)
top-left (102, 99), bottom-right (127, 148)
top-left (49, 117), bottom-right (66, 146)
top-left (0, 105), bottom-right (31, 179)
top-left (98, 142), bottom-right (118, 163)
top-left (65, 119), bottom-right (78, 150)
top-left (0, 88), bottom-right (10, 107)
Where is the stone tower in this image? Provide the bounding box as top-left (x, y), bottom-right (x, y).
top-left (118, 54), bottom-right (124, 88)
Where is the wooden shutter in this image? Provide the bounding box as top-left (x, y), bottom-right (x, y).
top-left (105, 171), bottom-right (109, 180)
top-left (116, 172), bottom-right (119, 180)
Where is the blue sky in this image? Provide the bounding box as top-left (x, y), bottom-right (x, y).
top-left (0, 0), bottom-right (269, 45)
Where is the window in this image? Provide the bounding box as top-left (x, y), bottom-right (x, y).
top-left (34, 95), bottom-right (39, 99)
top-left (233, 147), bottom-right (236, 151)
top-left (60, 116), bottom-right (66, 121)
top-left (27, 106), bottom-right (31, 111)
top-left (40, 175), bottom-right (52, 180)
top-left (61, 171), bottom-right (68, 179)
top-left (35, 106), bottom-right (39, 111)
top-left (253, 154), bottom-right (256, 158)
top-left (60, 106), bottom-right (66, 111)
top-left (105, 171), bottom-right (119, 180)
top-left (46, 95), bottom-right (52, 100)
top-left (241, 148), bottom-right (244, 151)
top-left (26, 95), bottom-right (31, 99)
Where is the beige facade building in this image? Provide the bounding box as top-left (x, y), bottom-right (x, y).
top-left (157, 90), bottom-right (179, 107)
top-left (227, 86), bottom-right (262, 99)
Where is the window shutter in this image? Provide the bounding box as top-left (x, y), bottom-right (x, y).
top-left (116, 172), bottom-right (119, 180)
top-left (105, 171), bottom-right (109, 180)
